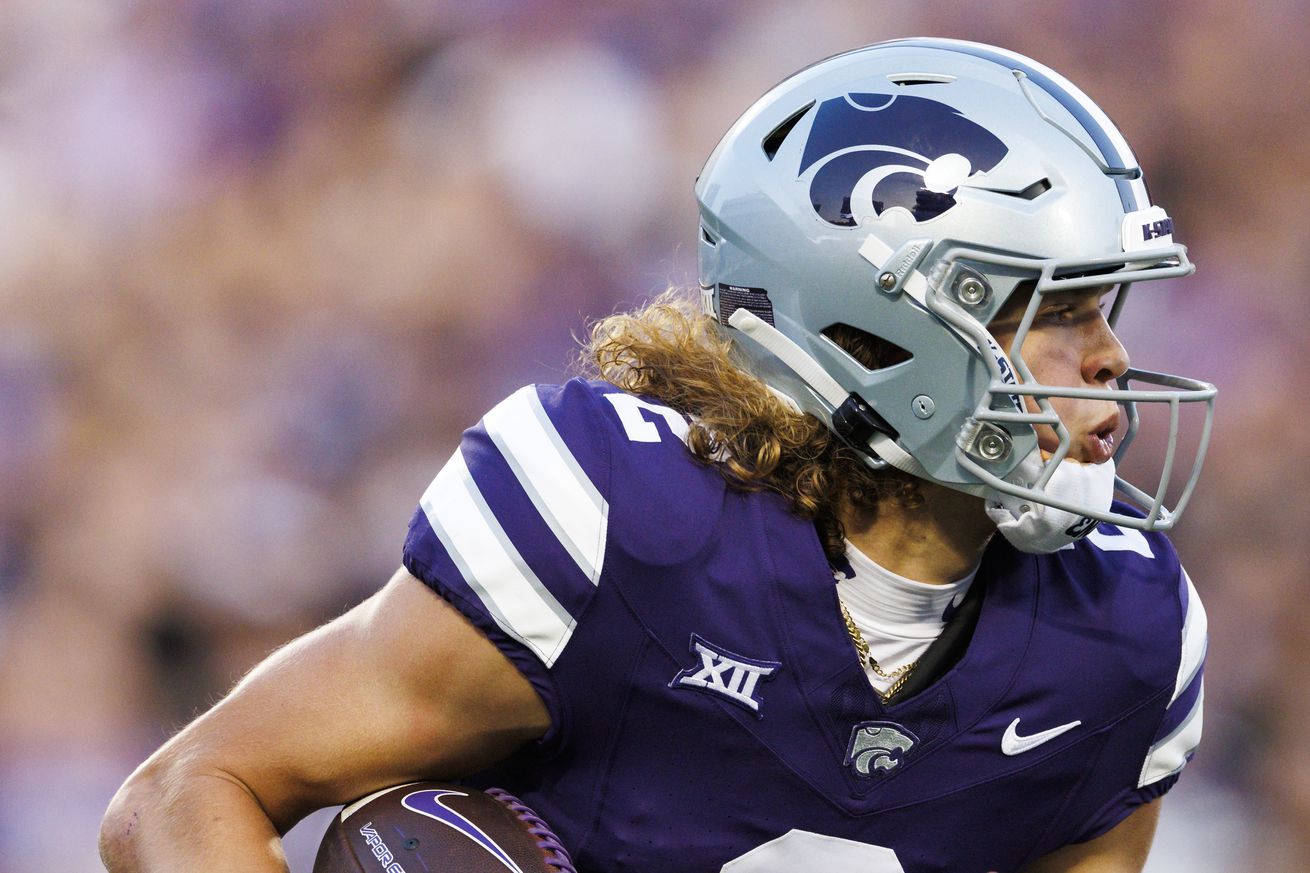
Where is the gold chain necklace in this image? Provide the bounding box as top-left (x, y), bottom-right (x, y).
top-left (839, 598), bottom-right (918, 703)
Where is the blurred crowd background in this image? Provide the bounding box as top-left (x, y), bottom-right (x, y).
top-left (1, 1), bottom-right (1306, 870)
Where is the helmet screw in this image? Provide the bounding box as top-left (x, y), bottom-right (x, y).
top-left (977, 431), bottom-right (1009, 460)
top-left (957, 276), bottom-right (989, 306)
top-left (912, 395), bottom-right (935, 419)
top-left (878, 271), bottom-right (898, 291)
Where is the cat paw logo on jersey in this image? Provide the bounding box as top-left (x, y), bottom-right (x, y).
top-left (670, 634), bottom-right (782, 718)
top-left (799, 93), bottom-right (1008, 225)
top-left (845, 721), bottom-right (919, 776)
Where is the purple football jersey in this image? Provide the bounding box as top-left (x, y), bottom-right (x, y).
top-left (403, 380), bottom-right (1206, 873)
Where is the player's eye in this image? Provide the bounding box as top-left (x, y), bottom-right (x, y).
top-left (1038, 305), bottom-right (1075, 324)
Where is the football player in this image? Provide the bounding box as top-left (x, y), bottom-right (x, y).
top-left (101, 39), bottom-right (1214, 872)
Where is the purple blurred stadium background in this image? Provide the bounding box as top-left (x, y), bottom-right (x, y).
top-left (1, 2), bottom-right (1306, 870)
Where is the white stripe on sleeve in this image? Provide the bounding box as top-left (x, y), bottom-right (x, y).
top-left (1137, 567), bottom-right (1207, 787)
top-left (1174, 569), bottom-right (1207, 704)
top-left (1139, 683), bottom-right (1204, 787)
top-left (483, 386), bottom-right (609, 584)
top-left (420, 450), bottom-right (575, 666)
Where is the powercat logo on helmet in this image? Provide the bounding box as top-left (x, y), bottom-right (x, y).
top-left (799, 93), bottom-right (1008, 225)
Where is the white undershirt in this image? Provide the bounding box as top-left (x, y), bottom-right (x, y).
top-left (835, 542), bottom-right (978, 695)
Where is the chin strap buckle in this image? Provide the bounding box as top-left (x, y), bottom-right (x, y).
top-left (832, 394), bottom-right (897, 445)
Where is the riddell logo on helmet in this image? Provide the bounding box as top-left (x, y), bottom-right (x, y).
top-left (799, 93), bottom-right (1008, 225)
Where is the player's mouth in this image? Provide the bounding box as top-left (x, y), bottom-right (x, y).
top-left (1084, 413), bottom-right (1121, 464)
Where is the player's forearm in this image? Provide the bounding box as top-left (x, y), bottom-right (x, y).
top-left (100, 764), bottom-right (292, 873)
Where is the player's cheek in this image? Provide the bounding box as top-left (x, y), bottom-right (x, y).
top-left (1020, 339), bottom-right (1079, 388)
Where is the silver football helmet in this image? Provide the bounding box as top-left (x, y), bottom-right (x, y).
top-left (696, 38), bottom-right (1215, 531)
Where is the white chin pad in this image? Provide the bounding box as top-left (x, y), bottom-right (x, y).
top-left (985, 456), bottom-right (1116, 554)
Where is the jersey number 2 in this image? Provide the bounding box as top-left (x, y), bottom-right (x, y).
top-left (603, 394), bottom-right (690, 443)
top-left (721, 830), bottom-right (905, 872)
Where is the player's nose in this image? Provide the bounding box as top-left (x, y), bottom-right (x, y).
top-left (1083, 318), bottom-right (1130, 386)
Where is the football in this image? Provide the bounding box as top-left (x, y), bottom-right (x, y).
top-left (313, 782), bottom-right (575, 873)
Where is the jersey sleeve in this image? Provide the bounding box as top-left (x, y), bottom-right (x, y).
top-left (1136, 566), bottom-right (1206, 788)
top-left (1075, 562), bottom-right (1207, 843)
top-left (401, 380), bottom-right (614, 732)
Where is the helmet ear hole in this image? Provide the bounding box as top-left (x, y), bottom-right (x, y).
top-left (821, 323), bottom-right (912, 372)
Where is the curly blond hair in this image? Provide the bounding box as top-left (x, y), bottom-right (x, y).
top-left (577, 290), bottom-right (920, 566)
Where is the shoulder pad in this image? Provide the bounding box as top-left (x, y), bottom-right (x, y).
top-left (586, 384), bottom-right (730, 567)
top-left (403, 379), bottom-right (732, 667)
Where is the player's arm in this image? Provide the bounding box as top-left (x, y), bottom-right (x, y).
top-left (99, 567), bottom-right (550, 873)
top-left (1020, 799), bottom-right (1161, 873)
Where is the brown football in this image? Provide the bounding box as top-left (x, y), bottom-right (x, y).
top-left (313, 782), bottom-right (575, 873)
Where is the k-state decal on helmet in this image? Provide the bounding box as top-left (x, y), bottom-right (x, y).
top-left (800, 93), bottom-right (1008, 224)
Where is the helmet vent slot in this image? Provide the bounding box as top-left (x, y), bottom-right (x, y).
top-left (701, 225), bottom-right (719, 247)
top-left (886, 72), bottom-right (956, 86)
top-left (821, 323), bottom-right (912, 372)
top-left (979, 178), bottom-right (1052, 201)
top-left (1015, 178), bottom-right (1052, 200)
top-left (761, 101), bottom-right (814, 161)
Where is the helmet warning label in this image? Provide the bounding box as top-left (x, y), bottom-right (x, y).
top-left (718, 284), bottom-right (775, 326)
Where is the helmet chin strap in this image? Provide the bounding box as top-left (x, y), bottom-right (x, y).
top-left (726, 308), bottom-right (1114, 553)
top-left (985, 454), bottom-right (1116, 553)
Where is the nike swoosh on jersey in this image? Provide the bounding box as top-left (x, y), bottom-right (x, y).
top-left (1000, 717), bottom-right (1082, 756)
